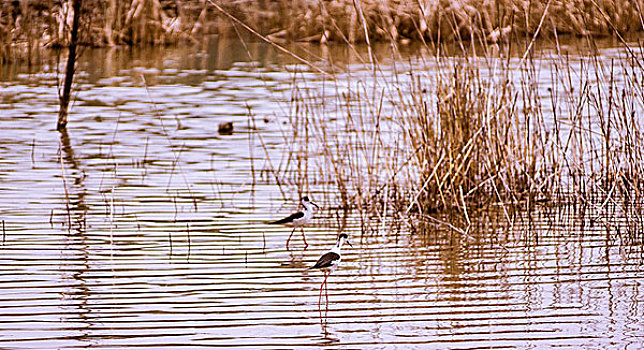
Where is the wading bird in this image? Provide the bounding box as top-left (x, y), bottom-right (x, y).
top-left (310, 233), bottom-right (352, 310)
top-left (269, 196), bottom-right (319, 249)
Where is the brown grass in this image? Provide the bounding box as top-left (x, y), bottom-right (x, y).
top-left (262, 17), bottom-right (644, 234)
top-left (1, 0), bottom-right (643, 62)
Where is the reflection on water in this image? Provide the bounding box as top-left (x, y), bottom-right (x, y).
top-left (0, 36), bottom-right (643, 349)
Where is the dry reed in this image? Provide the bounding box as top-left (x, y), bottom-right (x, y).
top-left (2, 0), bottom-right (643, 63)
top-left (267, 13), bottom-right (644, 233)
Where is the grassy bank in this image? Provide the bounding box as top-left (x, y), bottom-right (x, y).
top-left (2, 0), bottom-right (643, 63)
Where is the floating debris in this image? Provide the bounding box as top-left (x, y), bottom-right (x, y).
top-left (218, 121), bottom-right (233, 135)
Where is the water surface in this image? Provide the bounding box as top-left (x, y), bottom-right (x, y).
top-left (0, 37), bottom-right (643, 349)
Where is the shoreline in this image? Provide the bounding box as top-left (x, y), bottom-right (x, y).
top-left (1, 0), bottom-right (642, 55)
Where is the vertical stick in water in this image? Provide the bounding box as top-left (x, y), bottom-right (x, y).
top-left (168, 231), bottom-right (173, 257)
top-left (30, 138), bottom-right (35, 167)
top-left (187, 223), bottom-right (191, 261)
top-left (57, 0), bottom-right (83, 130)
top-left (173, 195), bottom-right (178, 222)
top-left (143, 136), bottom-right (149, 167)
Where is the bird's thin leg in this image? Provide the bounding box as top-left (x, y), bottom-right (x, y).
top-left (318, 272), bottom-right (327, 311)
top-left (286, 227), bottom-right (297, 250)
top-left (325, 275), bottom-right (329, 310)
top-left (301, 228), bottom-right (308, 248)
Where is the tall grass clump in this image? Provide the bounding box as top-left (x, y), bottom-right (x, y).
top-left (269, 36), bottom-right (644, 233)
top-left (401, 62), bottom-right (548, 216)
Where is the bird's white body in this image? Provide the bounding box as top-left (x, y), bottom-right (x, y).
top-left (321, 246), bottom-right (342, 274)
top-left (311, 233), bottom-right (352, 309)
top-left (269, 196), bottom-right (319, 249)
top-left (285, 199), bottom-right (315, 227)
top-left (311, 235), bottom-right (350, 273)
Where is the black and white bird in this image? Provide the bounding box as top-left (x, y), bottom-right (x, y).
top-left (310, 233), bottom-right (352, 309)
top-left (269, 196), bottom-right (319, 249)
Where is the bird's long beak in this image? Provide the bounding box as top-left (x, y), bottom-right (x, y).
top-left (346, 240), bottom-right (353, 247)
top-left (311, 201), bottom-right (320, 209)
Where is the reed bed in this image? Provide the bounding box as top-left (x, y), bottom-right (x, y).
top-left (2, 0), bottom-right (643, 64)
top-left (264, 26), bottom-right (644, 235)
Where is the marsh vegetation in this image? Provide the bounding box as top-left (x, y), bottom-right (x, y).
top-left (3, 0), bottom-right (644, 59)
top-left (276, 35), bottom-right (644, 241)
top-left (1, 1), bottom-right (644, 348)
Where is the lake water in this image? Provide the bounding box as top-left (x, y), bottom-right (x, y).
top-left (0, 37), bottom-right (643, 349)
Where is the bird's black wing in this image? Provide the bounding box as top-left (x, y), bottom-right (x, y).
top-left (269, 211), bottom-right (304, 225)
top-left (311, 252), bottom-right (340, 269)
